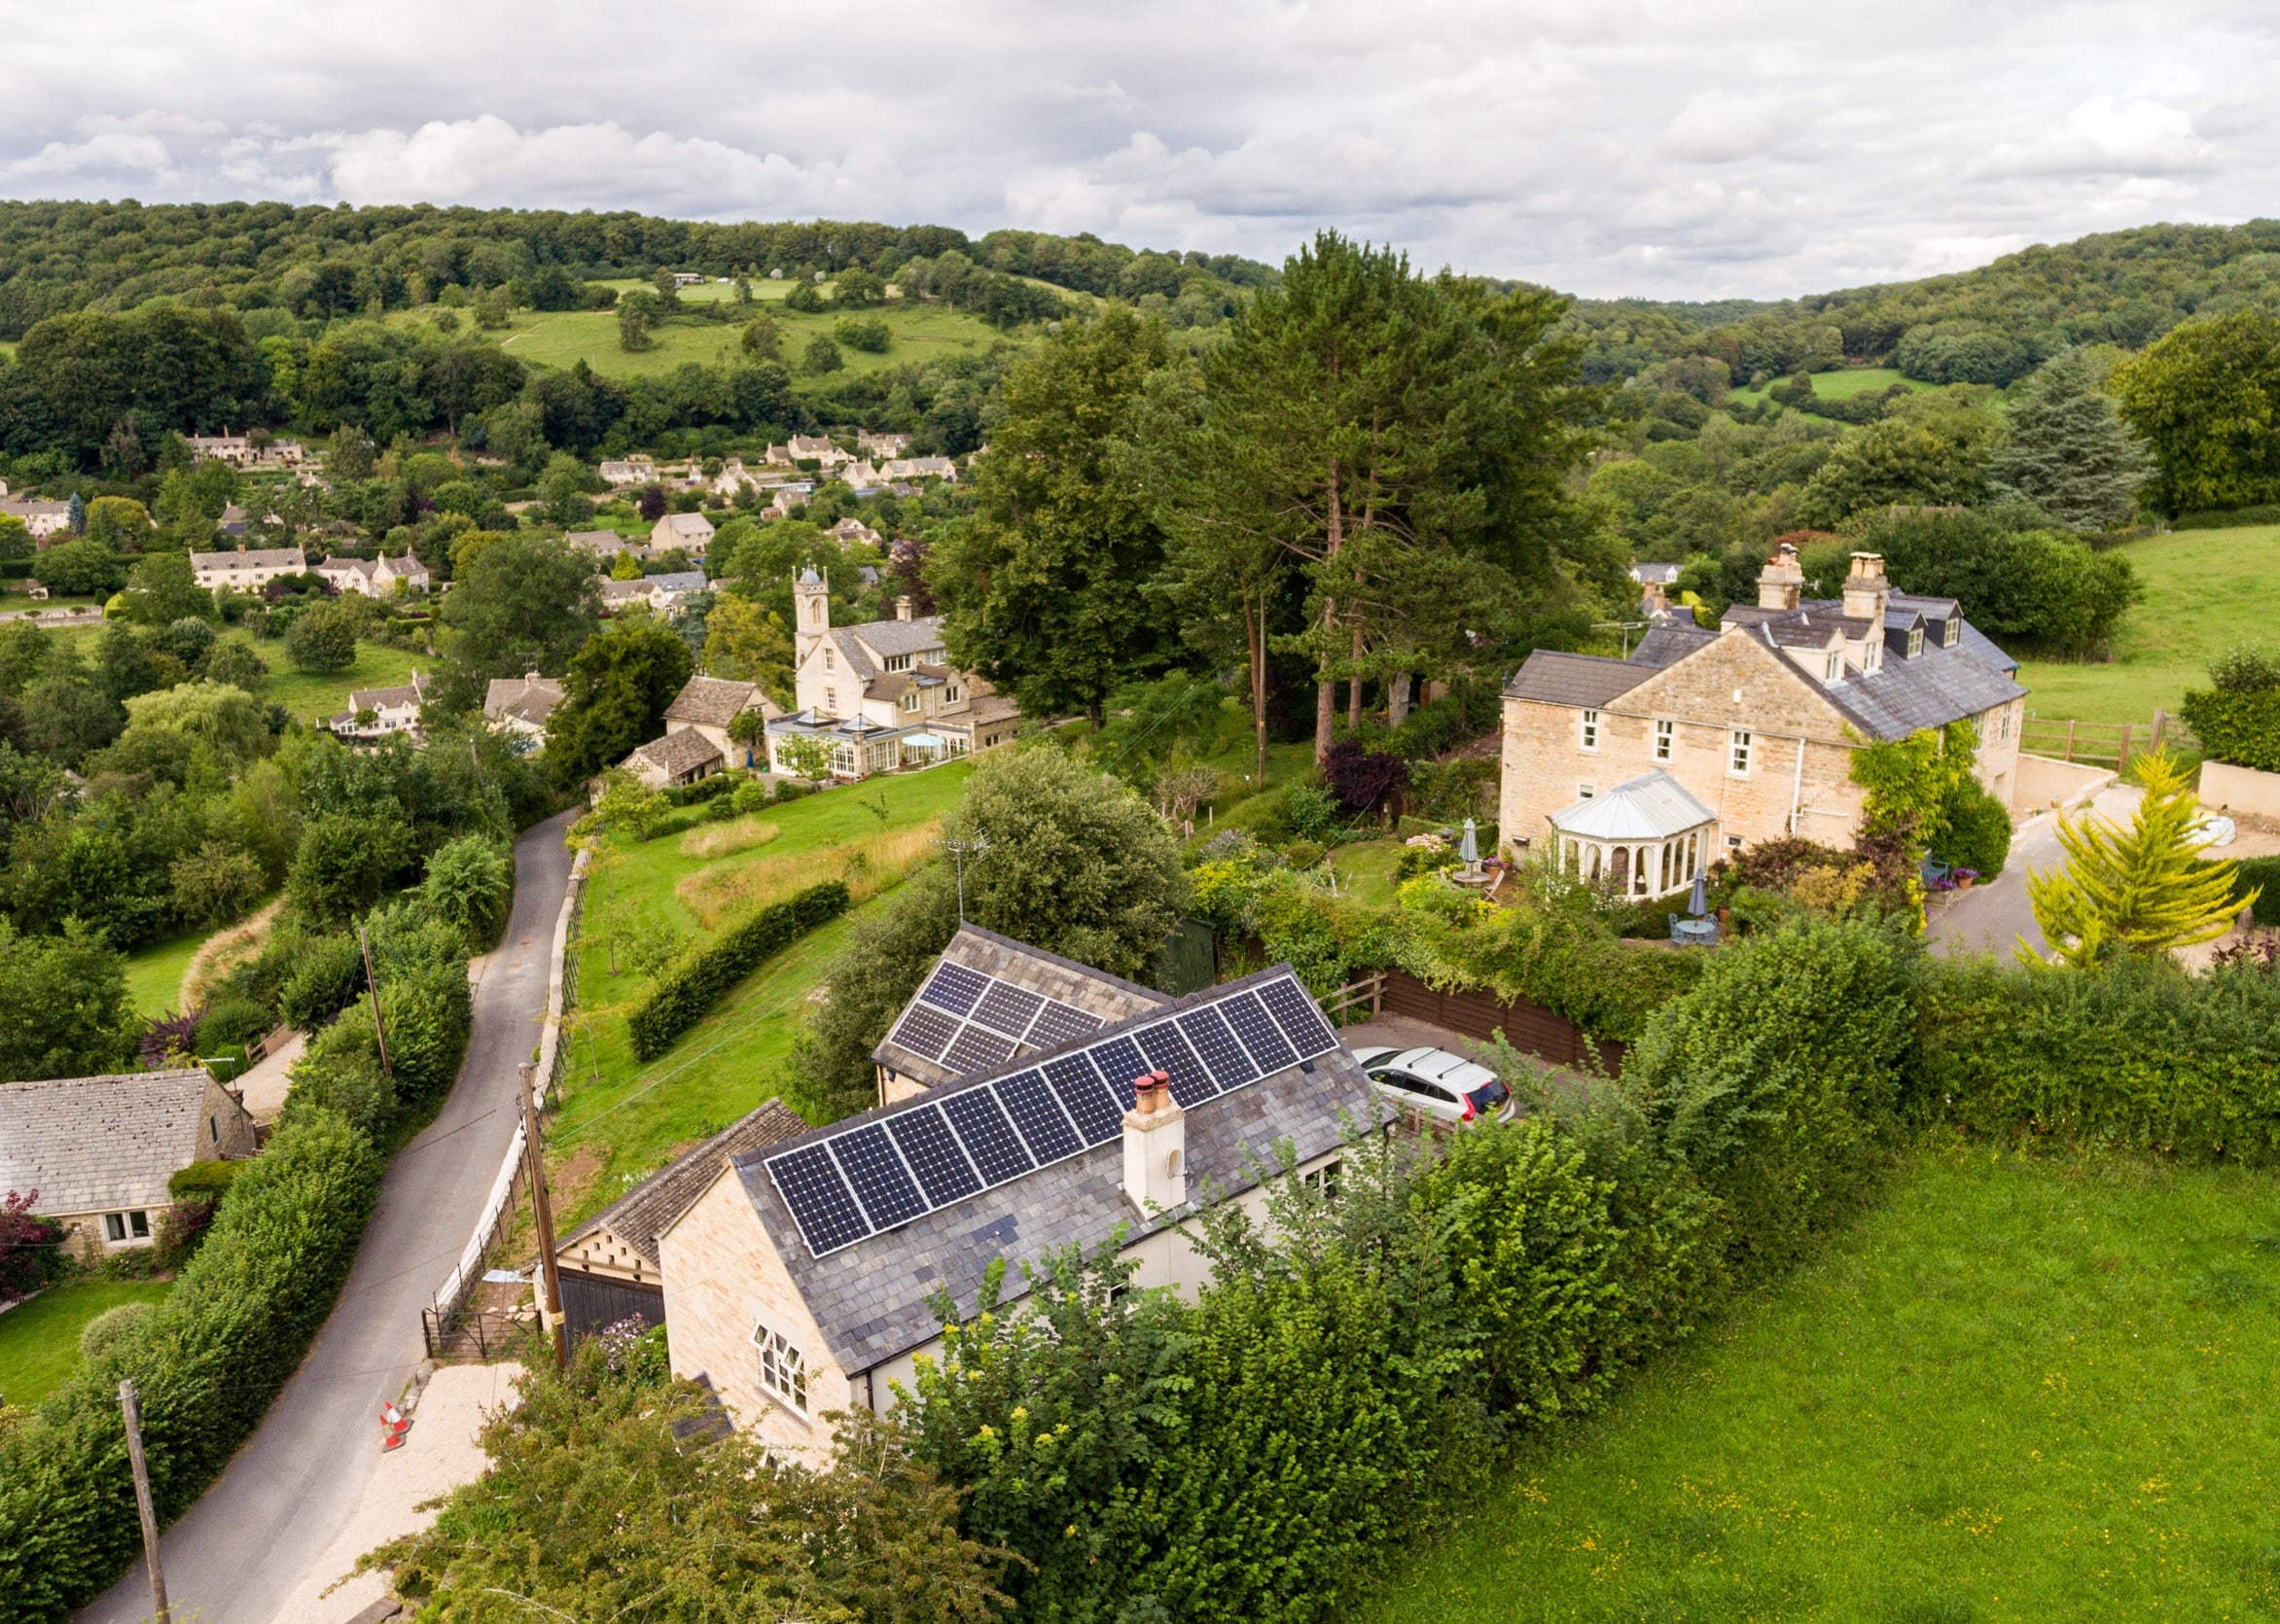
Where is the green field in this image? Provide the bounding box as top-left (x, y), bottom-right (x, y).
top-left (45, 623), bottom-right (427, 725)
top-left (491, 296), bottom-right (1016, 384)
top-left (547, 762), bottom-right (975, 1222)
top-left (123, 927), bottom-right (206, 1017)
top-left (1366, 1148), bottom-right (2280, 1623)
top-left (1731, 366), bottom-right (1932, 409)
top-left (2016, 523), bottom-right (2280, 728)
top-left (0, 1280), bottom-right (174, 1410)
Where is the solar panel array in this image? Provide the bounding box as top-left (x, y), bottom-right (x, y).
top-left (767, 973), bottom-right (1342, 1258)
top-left (883, 960), bottom-right (1115, 1074)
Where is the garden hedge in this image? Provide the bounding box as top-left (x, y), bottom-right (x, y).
top-left (628, 880), bottom-right (851, 1059)
top-left (0, 1109), bottom-right (384, 1621)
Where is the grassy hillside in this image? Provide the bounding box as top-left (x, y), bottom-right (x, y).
top-left (1367, 1148), bottom-right (2280, 1622)
top-left (486, 295), bottom-right (1015, 384)
top-left (1729, 365), bottom-right (1935, 410)
top-left (2015, 523), bottom-right (2280, 728)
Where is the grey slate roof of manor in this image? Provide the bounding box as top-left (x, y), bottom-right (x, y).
top-left (872, 925), bottom-right (1170, 1090)
top-left (0, 1069), bottom-right (218, 1215)
top-left (725, 962), bottom-right (1383, 1375)
top-left (558, 1099), bottom-right (808, 1271)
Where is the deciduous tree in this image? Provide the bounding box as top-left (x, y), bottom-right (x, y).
top-left (545, 616), bottom-right (695, 786)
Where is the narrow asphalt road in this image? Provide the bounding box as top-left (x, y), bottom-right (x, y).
top-left (1927, 784), bottom-right (2140, 959)
top-left (80, 810), bottom-right (578, 1624)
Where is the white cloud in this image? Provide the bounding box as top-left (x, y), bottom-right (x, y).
top-left (0, 1), bottom-right (2276, 298)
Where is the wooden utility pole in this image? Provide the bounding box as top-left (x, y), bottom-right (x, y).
top-left (357, 925), bottom-right (392, 1076)
top-left (118, 1379), bottom-right (170, 1624)
top-left (518, 1063), bottom-right (568, 1370)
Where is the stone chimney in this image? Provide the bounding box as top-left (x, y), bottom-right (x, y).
top-left (1122, 1070), bottom-right (1186, 1212)
top-left (1758, 543), bottom-right (1804, 612)
top-left (1842, 551), bottom-right (1891, 625)
top-left (1640, 580), bottom-right (1669, 619)
top-left (894, 595), bottom-right (914, 622)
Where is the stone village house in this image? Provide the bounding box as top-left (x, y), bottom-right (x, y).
top-left (766, 569), bottom-right (1019, 780)
top-left (0, 1069), bottom-right (255, 1263)
top-left (647, 931), bottom-right (1374, 1464)
top-left (1499, 547), bottom-right (2027, 897)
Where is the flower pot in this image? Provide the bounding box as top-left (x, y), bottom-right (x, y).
top-left (1955, 877), bottom-right (1975, 892)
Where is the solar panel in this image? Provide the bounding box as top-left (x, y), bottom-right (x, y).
top-left (1043, 1052), bottom-right (1122, 1146)
top-left (767, 1144), bottom-right (873, 1256)
top-left (1176, 1006), bottom-right (1260, 1090)
top-left (1134, 1023), bottom-right (1217, 1108)
top-left (886, 1105), bottom-right (982, 1208)
top-left (1223, 990), bottom-right (1299, 1074)
top-left (1259, 976), bottom-right (1339, 1057)
top-left (998, 1068), bottom-right (1084, 1163)
top-left (830, 1123), bottom-right (929, 1231)
top-left (1028, 998), bottom-right (1103, 1050)
top-left (944, 1024), bottom-right (1015, 1075)
top-left (972, 980), bottom-right (1045, 1040)
top-left (888, 1002), bottom-right (961, 1062)
top-left (1087, 1035), bottom-right (1148, 1117)
top-left (919, 962), bottom-right (988, 1015)
top-left (941, 1085), bottom-right (1035, 1184)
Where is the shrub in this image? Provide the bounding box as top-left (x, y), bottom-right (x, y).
top-left (1933, 778), bottom-right (2013, 878)
top-left (194, 996), bottom-right (270, 1052)
top-left (0, 1190), bottom-right (63, 1302)
top-left (1321, 739), bottom-right (1408, 817)
top-left (1282, 782), bottom-right (1339, 842)
top-left (704, 793), bottom-right (737, 822)
top-left (0, 1108), bottom-right (383, 1619)
top-left (166, 1159), bottom-right (243, 1201)
top-left (773, 779), bottom-right (808, 803)
top-left (78, 1302), bottom-right (158, 1360)
top-left (731, 778), bottom-right (772, 816)
top-left (2235, 856), bottom-right (2280, 926)
top-left (628, 880), bottom-right (851, 1059)
top-left (278, 933), bottom-right (367, 1031)
top-left (414, 834), bottom-right (514, 952)
top-left (2180, 645), bottom-right (2280, 771)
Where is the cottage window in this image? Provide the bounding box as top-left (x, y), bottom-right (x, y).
top-left (823, 647), bottom-right (835, 671)
top-left (130, 1211), bottom-right (149, 1239)
top-left (104, 1213), bottom-right (126, 1243)
top-left (1864, 639), bottom-right (1881, 673)
top-left (1303, 1158), bottom-right (1343, 1200)
top-left (824, 687), bottom-right (837, 714)
top-left (901, 691), bottom-right (919, 713)
top-left (1654, 720), bottom-right (1674, 761)
top-left (1907, 625), bottom-right (1925, 658)
top-left (1824, 650), bottom-right (1842, 684)
top-left (1580, 709), bottom-right (1600, 751)
top-left (1944, 618), bottom-right (1960, 648)
top-left (752, 1319), bottom-right (809, 1416)
top-left (946, 684), bottom-right (961, 702)
top-left (1729, 730), bottom-right (1752, 776)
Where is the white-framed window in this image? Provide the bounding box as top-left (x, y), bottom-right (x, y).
top-left (1944, 617), bottom-right (1960, 648)
top-left (1580, 708), bottom-right (1600, 751)
top-left (1303, 1158), bottom-right (1343, 1200)
top-left (1729, 730), bottom-right (1752, 776)
top-left (1824, 650), bottom-right (1842, 684)
top-left (1864, 639), bottom-right (1881, 673)
top-left (823, 646), bottom-right (834, 671)
top-left (1727, 834), bottom-right (1744, 852)
top-left (1578, 783), bottom-right (1595, 799)
top-left (1907, 625), bottom-right (1924, 658)
top-left (103, 1212), bottom-right (150, 1244)
top-left (901, 690), bottom-right (919, 713)
top-left (752, 1316), bottom-right (809, 1416)
top-left (946, 684), bottom-right (961, 702)
top-left (885, 653), bottom-right (911, 672)
top-left (1654, 719), bottom-right (1674, 761)
top-left (824, 687), bottom-right (837, 713)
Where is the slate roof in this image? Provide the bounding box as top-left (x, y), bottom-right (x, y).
top-left (191, 547), bottom-right (306, 572)
top-left (1629, 622), bottom-right (1715, 668)
top-left (558, 1099), bottom-right (808, 1272)
top-left (1815, 639), bottom-right (2026, 740)
top-left (1504, 650), bottom-right (1654, 708)
top-left (567, 529), bottom-right (640, 556)
top-left (484, 672), bottom-right (565, 727)
top-left (721, 964), bottom-right (1383, 1375)
top-left (848, 616), bottom-right (947, 661)
top-left (347, 672), bottom-right (426, 712)
top-left (665, 675), bottom-right (770, 728)
top-left (599, 578), bottom-right (655, 605)
top-left (647, 571), bottom-right (708, 595)
top-left (0, 1070), bottom-right (224, 1215)
top-left (873, 925), bottom-right (1170, 1090)
top-left (628, 727), bottom-right (725, 777)
top-left (656, 512), bottom-right (715, 542)
top-left (1630, 562), bottom-right (1683, 585)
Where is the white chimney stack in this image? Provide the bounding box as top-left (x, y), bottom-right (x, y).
top-left (1122, 1070), bottom-right (1186, 1212)
top-left (895, 595), bottom-right (914, 621)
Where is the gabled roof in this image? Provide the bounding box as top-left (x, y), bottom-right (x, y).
top-left (0, 1069), bottom-right (228, 1215)
top-left (1549, 769), bottom-right (1717, 840)
top-left (599, 578), bottom-right (655, 604)
top-left (656, 512), bottom-right (715, 539)
top-left (628, 727), bottom-right (725, 777)
top-left (1629, 622), bottom-right (1715, 668)
top-left (1815, 640), bottom-right (2027, 740)
top-left (715, 963), bottom-right (1379, 1374)
top-left (872, 925), bottom-right (1169, 1090)
top-left (665, 675), bottom-right (772, 728)
top-left (1504, 650), bottom-right (1654, 709)
top-left (191, 547), bottom-right (305, 570)
top-left (484, 672), bottom-right (565, 727)
top-left (848, 616), bottom-right (946, 661)
top-left (558, 1099), bottom-right (807, 1273)
top-left (647, 571), bottom-right (708, 593)
top-left (347, 672), bottom-right (426, 711)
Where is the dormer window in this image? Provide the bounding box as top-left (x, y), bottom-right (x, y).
top-left (1824, 649), bottom-right (1843, 684)
top-left (1943, 618), bottom-right (1959, 648)
top-left (1863, 639), bottom-right (1881, 673)
top-left (1907, 625), bottom-right (1924, 658)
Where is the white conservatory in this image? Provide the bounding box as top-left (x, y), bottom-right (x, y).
top-left (1547, 769), bottom-right (1716, 900)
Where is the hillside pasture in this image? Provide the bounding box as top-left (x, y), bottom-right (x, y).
top-left (1366, 1148), bottom-right (2280, 1623)
top-left (492, 296), bottom-right (1016, 384)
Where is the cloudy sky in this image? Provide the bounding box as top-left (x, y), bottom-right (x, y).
top-left (2, 0), bottom-right (2272, 300)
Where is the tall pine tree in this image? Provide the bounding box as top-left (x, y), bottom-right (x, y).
top-left (1989, 347), bottom-right (2154, 531)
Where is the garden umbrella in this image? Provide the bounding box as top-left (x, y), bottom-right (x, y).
top-left (1687, 869), bottom-right (1708, 917)
top-left (1460, 819), bottom-right (1478, 865)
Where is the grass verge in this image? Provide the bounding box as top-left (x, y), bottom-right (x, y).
top-left (1364, 1146), bottom-right (2280, 1622)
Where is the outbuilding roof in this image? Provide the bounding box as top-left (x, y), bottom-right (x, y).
top-left (665, 675), bottom-right (774, 728)
top-left (627, 727), bottom-right (725, 778)
top-left (484, 672), bottom-right (565, 727)
top-left (1549, 769), bottom-right (1718, 840)
top-left (558, 1099), bottom-right (807, 1273)
top-left (0, 1069), bottom-right (228, 1216)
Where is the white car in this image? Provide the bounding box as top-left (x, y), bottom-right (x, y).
top-left (1350, 1044), bottom-right (1514, 1126)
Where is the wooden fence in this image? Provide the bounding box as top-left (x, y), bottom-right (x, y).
top-left (2021, 709), bottom-right (2197, 772)
top-left (1330, 967), bottom-right (1624, 1075)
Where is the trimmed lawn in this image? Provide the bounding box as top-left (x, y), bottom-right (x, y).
top-left (546, 763), bottom-right (975, 1222)
top-left (1365, 1148), bottom-right (2280, 1623)
top-left (123, 928), bottom-right (205, 1017)
top-left (1326, 838), bottom-right (1404, 906)
top-left (493, 298), bottom-right (1018, 386)
top-left (2016, 523), bottom-right (2280, 728)
top-left (255, 636), bottom-right (430, 725)
top-left (0, 1280), bottom-right (173, 1409)
top-left (1732, 367), bottom-right (1932, 409)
